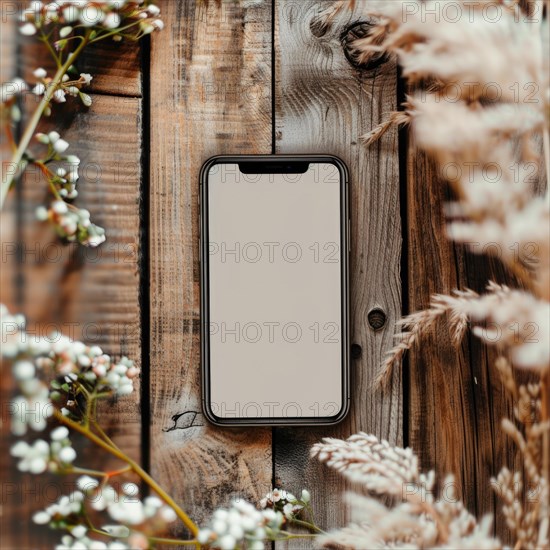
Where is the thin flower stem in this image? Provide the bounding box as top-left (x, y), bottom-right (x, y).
top-left (48, 179), bottom-right (62, 200)
top-left (53, 409), bottom-right (199, 538)
top-left (89, 20), bottom-right (144, 44)
top-left (91, 419), bottom-right (121, 451)
top-left (147, 536), bottom-right (199, 546)
top-left (68, 466), bottom-right (108, 477)
top-left (105, 465), bottom-right (132, 477)
top-left (40, 32), bottom-right (61, 69)
top-left (90, 398), bottom-right (122, 451)
top-left (86, 524), bottom-right (201, 548)
top-left (289, 518), bottom-right (326, 534)
top-left (0, 30), bottom-right (91, 210)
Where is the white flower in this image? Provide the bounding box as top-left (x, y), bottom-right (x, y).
top-left (218, 535), bottom-right (236, 550)
top-left (52, 200), bottom-right (68, 214)
top-left (103, 13), bottom-right (120, 29)
top-left (80, 73), bottom-right (93, 85)
top-left (33, 67), bottom-right (47, 78)
top-left (58, 446), bottom-right (77, 464)
top-left (33, 511), bottom-right (51, 525)
top-left (197, 530), bottom-right (212, 544)
top-left (79, 6), bottom-right (104, 26)
top-left (80, 93), bottom-right (92, 107)
top-left (11, 386), bottom-right (53, 435)
top-left (13, 360), bottom-right (35, 381)
top-left (10, 439), bottom-right (50, 474)
top-left (65, 155), bottom-right (80, 165)
top-left (76, 475), bottom-right (99, 492)
top-left (301, 489), bottom-right (310, 503)
top-left (60, 26), bottom-right (73, 38)
top-left (51, 426), bottom-right (69, 440)
top-left (36, 206), bottom-right (49, 221)
top-left (108, 499), bottom-right (146, 525)
top-left (147, 5), bottom-right (161, 16)
top-left (70, 525), bottom-right (87, 539)
top-left (139, 22), bottom-right (154, 35)
top-left (1, 78), bottom-right (28, 103)
top-left (159, 506), bottom-right (177, 522)
top-left (48, 131), bottom-right (61, 143)
top-left (29, 1), bottom-right (43, 11)
top-left (200, 500), bottom-right (281, 549)
top-left (35, 132), bottom-right (50, 144)
top-left (53, 138), bottom-right (70, 153)
top-left (20, 22), bottom-right (37, 35)
top-left (62, 6), bottom-right (80, 23)
top-left (65, 168), bottom-right (79, 183)
top-left (53, 89), bottom-right (67, 103)
top-left (151, 19), bottom-right (164, 31)
top-left (33, 83), bottom-right (46, 95)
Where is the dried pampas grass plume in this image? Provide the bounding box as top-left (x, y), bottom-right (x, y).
top-left (312, 433), bottom-right (502, 549)
top-left (316, 2), bottom-right (550, 548)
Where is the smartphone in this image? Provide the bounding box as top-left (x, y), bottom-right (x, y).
top-left (200, 155), bottom-right (350, 426)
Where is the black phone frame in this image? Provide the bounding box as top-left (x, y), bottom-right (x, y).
top-left (199, 155), bottom-right (350, 426)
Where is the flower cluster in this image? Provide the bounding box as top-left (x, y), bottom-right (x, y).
top-left (312, 433), bottom-right (501, 549)
top-left (30, 131), bottom-right (106, 246)
top-left (1, 304), bottom-right (138, 436)
top-left (10, 426), bottom-right (77, 474)
top-left (31, 478), bottom-right (178, 549)
top-left (20, 1), bottom-right (164, 40)
top-left (36, 200), bottom-right (106, 247)
top-left (198, 500), bottom-right (284, 550)
top-left (337, 1), bottom-right (549, 548)
top-left (0, 78), bottom-right (28, 121)
top-left (260, 488), bottom-right (310, 520)
top-left (77, 478), bottom-right (177, 526)
top-left (32, 68), bottom-right (93, 110)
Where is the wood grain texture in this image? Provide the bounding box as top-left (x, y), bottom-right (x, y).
top-left (406, 143), bottom-right (521, 543)
top-left (148, 0), bottom-right (273, 534)
top-left (21, 37), bottom-right (142, 97)
top-left (274, 1), bottom-right (402, 545)
top-left (19, 93), bottom-right (143, 456)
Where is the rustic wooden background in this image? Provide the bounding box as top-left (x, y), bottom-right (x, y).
top-left (1, 0), bottom-right (519, 547)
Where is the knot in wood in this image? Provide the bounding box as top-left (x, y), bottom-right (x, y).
top-left (341, 21), bottom-right (389, 71)
top-left (368, 308), bottom-right (387, 331)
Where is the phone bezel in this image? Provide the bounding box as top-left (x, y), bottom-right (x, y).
top-left (199, 155), bottom-right (350, 426)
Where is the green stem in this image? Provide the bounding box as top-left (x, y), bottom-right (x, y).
top-left (89, 20), bottom-right (145, 43)
top-left (148, 536), bottom-right (199, 546)
top-left (53, 410), bottom-right (199, 538)
top-left (0, 30), bottom-right (91, 210)
top-left (289, 518), bottom-right (326, 534)
top-left (68, 466), bottom-right (109, 477)
top-left (40, 32), bottom-right (61, 69)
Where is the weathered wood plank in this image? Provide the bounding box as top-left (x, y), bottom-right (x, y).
top-left (406, 143), bottom-right (521, 543)
top-left (274, 1), bottom-right (402, 545)
top-left (149, 0), bottom-right (273, 534)
top-left (21, 37), bottom-right (142, 97)
top-left (19, 93), bottom-right (143, 457)
top-left (1, 91), bottom-right (142, 548)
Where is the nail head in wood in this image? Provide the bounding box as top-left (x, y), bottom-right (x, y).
top-left (351, 343), bottom-right (362, 359)
top-left (368, 308), bottom-right (387, 331)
